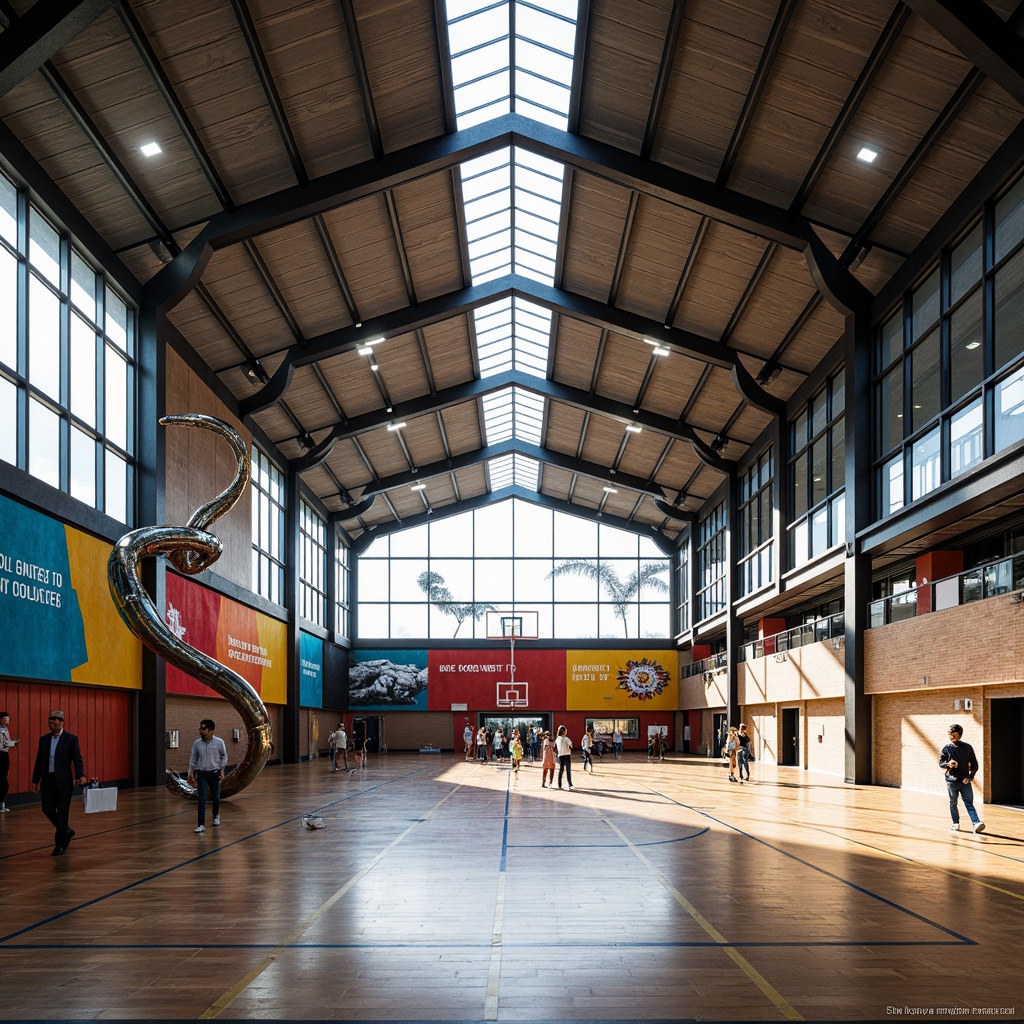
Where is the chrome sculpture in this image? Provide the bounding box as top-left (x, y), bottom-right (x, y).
top-left (108, 414), bottom-right (273, 800)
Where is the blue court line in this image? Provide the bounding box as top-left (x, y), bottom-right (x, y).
top-left (0, 768), bottom-right (426, 946)
top-left (0, 938), bottom-right (968, 950)
top-left (643, 785), bottom-right (976, 945)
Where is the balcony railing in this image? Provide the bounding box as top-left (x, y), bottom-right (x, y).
top-left (869, 552), bottom-right (1024, 627)
top-left (681, 651), bottom-right (728, 678)
top-left (738, 612), bottom-right (845, 663)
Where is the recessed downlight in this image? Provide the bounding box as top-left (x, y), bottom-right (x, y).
top-left (856, 146), bottom-right (879, 164)
top-left (140, 141), bottom-right (162, 157)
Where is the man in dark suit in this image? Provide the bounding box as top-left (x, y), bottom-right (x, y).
top-left (31, 710), bottom-right (86, 857)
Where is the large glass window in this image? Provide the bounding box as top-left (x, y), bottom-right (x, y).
top-left (251, 446), bottom-right (285, 604)
top-left (335, 537), bottom-right (351, 638)
top-left (0, 170), bottom-right (135, 517)
top-left (355, 497), bottom-right (670, 639)
top-left (300, 501), bottom-right (327, 627)
top-left (738, 448), bottom-right (773, 597)
top-left (675, 538), bottom-right (690, 636)
top-left (789, 369), bottom-right (845, 567)
top-left (874, 168), bottom-right (1024, 513)
top-left (696, 501), bottom-right (726, 622)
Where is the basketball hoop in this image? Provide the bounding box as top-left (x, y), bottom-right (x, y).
top-left (485, 610), bottom-right (539, 707)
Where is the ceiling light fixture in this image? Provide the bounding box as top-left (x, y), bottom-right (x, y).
top-left (140, 141), bottom-right (162, 157)
top-left (710, 434), bottom-right (729, 454)
top-left (966, 340), bottom-right (981, 350)
top-left (603, 486), bottom-right (618, 494)
top-left (625, 424), bottom-right (642, 433)
top-left (370, 362), bottom-right (379, 371)
top-left (243, 358), bottom-right (269, 384)
top-left (755, 361), bottom-right (782, 388)
top-left (387, 422), bottom-right (407, 431)
top-left (357, 346), bottom-right (374, 356)
top-left (856, 146), bottom-right (879, 164)
top-left (297, 432), bottom-right (315, 451)
top-left (644, 339), bottom-right (670, 357)
top-left (411, 483), bottom-right (426, 491)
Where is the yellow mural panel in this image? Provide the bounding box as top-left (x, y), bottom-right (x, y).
top-left (565, 649), bottom-right (677, 710)
top-left (65, 525), bottom-right (142, 688)
top-left (256, 614), bottom-right (288, 704)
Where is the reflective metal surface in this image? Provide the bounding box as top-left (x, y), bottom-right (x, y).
top-left (108, 414), bottom-right (273, 800)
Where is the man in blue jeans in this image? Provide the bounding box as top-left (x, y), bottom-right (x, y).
top-left (187, 719), bottom-right (228, 834)
top-left (939, 723), bottom-right (984, 834)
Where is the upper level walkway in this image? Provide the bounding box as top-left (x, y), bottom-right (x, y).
top-left (0, 752), bottom-right (1020, 1021)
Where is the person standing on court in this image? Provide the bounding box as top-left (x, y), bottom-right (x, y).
top-left (737, 723), bottom-right (752, 781)
top-left (580, 727), bottom-right (594, 773)
top-left (463, 722), bottom-right (475, 761)
top-left (30, 710), bottom-right (86, 856)
top-left (0, 710), bottom-right (18, 812)
top-left (188, 719), bottom-right (228, 833)
top-left (555, 724), bottom-right (573, 790)
top-left (328, 724), bottom-right (339, 772)
top-left (939, 723), bottom-right (984, 833)
top-left (336, 722), bottom-right (349, 772)
top-left (612, 726), bottom-right (622, 760)
top-left (540, 730), bottom-right (555, 787)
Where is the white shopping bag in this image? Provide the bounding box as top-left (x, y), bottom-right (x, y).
top-left (83, 785), bottom-right (117, 813)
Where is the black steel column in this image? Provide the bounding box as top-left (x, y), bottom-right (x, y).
top-left (725, 470), bottom-right (740, 728)
top-left (281, 469), bottom-right (301, 762)
top-left (844, 305), bottom-right (873, 784)
top-left (134, 303), bottom-right (166, 787)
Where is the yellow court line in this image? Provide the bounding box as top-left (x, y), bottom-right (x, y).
top-left (599, 812), bottom-right (804, 1022)
top-left (200, 783), bottom-right (466, 1019)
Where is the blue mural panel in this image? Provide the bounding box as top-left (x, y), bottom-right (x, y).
top-left (0, 494), bottom-right (87, 681)
top-left (349, 649), bottom-right (428, 710)
top-left (299, 631), bottom-right (324, 708)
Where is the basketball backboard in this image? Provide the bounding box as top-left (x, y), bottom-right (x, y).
top-left (484, 610), bottom-right (539, 640)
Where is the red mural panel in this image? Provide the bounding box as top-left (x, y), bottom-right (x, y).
top-left (0, 680), bottom-right (132, 797)
top-left (427, 648), bottom-right (566, 710)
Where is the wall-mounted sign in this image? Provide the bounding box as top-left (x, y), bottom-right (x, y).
top-left (299, 631), bottom-right (324, 708)
top-left (165, 573), bottom-right (286, 703)
top-left (566, 650), bottom-right (677, 710)
top-left (0, 493), bottom-right (141, 686)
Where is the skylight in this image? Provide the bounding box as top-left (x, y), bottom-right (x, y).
top-left (481, 385), bottom-right (544, 444)
top-left (444, 0), bottom-right (578, 497)
top-left (488, 452), bottom-right (540, 490)
top-left (446, 0), bottom-right (577, 131)
top-left (474, 296), bottom-right (551, 378)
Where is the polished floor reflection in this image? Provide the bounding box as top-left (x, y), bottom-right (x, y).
top-left (0, 753), bottom-right (1021, 1021)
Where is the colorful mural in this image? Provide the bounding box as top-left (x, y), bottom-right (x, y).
top-left (349, 649), bottom-right (428, 710)
top-left (0, 493), bottom-right (141, 686)
top-left (164, 573), bottom-right (287, 703)
top-left (299, 631), bottom-right (324, 708)
top-left (427, 648), bottom-right (566, 710)
top-left (565, 650), bottom-right (677, 711)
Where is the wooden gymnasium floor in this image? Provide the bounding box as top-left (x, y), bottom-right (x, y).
top-left (0, 752), bottom-right (1021, 1023)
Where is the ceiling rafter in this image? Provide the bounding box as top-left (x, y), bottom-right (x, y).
top-left (337, 0), bottom-right (384, 160)
top-left (640, 0), bottom-right (688, 160)
top-left (237, 275), bottom-right (783, 420)
top-left (323, 438), bottom-right (665, 501)
top-left (902, 0), bottom-right (1024, 107)
top-left (142, 115), bottom-right (868, 315)
top-left (716, 0), bottom-right (799, 188)
top-left (229, 0), bottom-right (309, 185)
top-left (0, 0), bottom-right (113, 98)
top-left (287, 368), bottom-right (732, 474)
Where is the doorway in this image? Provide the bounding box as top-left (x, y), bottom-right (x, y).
top-left (782, 707), bottom-right (800, 766)
top-left (352, 715), bottom-right (384, 753)
top-left (989, 697), bottom-right (1024, 804)
top-left (712, 712), bottom-right (727, 757)
top-left (480, 714), bottom-right (550, 758)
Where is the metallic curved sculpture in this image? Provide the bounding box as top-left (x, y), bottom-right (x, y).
top-left (108, 414), bottom-right (273, 800)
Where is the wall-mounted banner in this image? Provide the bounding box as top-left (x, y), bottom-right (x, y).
top-left (0, 493), bottom-right (141, 686)
top-left (566, 650), bottom-right (677, 710)
top-left (427, 649), bottom-right (566, 710)
top-left (299, 631), bottom-right (324, 708)
top-left (164, 573), bottom-right (287, 703)
top-left (350, 649), bottom-right (428, 709)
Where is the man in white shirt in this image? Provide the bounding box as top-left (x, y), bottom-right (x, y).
top-left (187, 719), bottom-right (228, 833)
top-left (0, 710), bottom-right (17, 811)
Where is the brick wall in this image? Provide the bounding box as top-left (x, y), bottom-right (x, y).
top-left (739, 639), bottom-right (845, 704)
top-left (166, 695), bottom-right (283, 774)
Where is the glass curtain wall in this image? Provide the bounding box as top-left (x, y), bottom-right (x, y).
top-left (299, 500), bottom-right (327, 627)
top-left (251, 445), bottom-right (286, 604)
top-left (356, 497), bottom-right (670, 640)
top-left (789, 369), bottom-right (845, 567)
top-left (0, 170), bottom-right (135, 521)
top-left (875, 170), bottom-right (1024, 515)
top-left (738, 447), bottom-right (774, 595)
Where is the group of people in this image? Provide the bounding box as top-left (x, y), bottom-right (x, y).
top-left (722, 723), bottom-right (753, 783)
top-left (470, 724), bottom-right (543, 765)
top-left (0, 710), bottom-right (992, 857)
